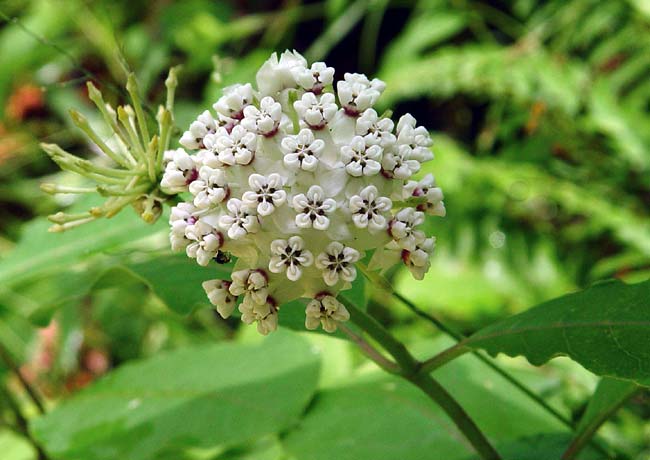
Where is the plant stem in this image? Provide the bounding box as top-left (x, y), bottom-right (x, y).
top-left (341, 300), bottom-right (501, 460)
top-left (562, 386), bottom-right (640, 460)
top-left (0, 343), bottom-right (45, 414)
top-left (0, 383), bottom-right (49, 459)
top-left (338, 324), bottom-right (400, 373)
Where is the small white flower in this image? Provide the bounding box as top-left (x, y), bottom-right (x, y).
top-left (315, 242), bottom-right (360, 286)
top-left (169, 202), bottom-right (197, 251)
top-left (214, 125), bottom-right (257, 166)
top-left (180, 110), bottom-right (218, 150)
top-left (381, 145), bottom-right (421, 179)
top-left (218, 198), bottom-right (259, 239)
top-left (241, 96), bottom-right (282, 136)
top-left (229, 269), bottom-right (269, 305)
top-left (340, 136), bottom-right (382, 177)
top-left (256, 50), bottom-right (307, 96)
top-left (185, 219), bottom-right (224, 266)
top-left (161, 148), bottom-right (199, 193)
top-left (356, 109), bottom-right (396, 147)
top-left (305, 294), bottom-right (350, 333)
top-left (403, 174), bottom-right (446, 217)
top-left (294, 92), bottom-right (338, 129)
top-left (292, 185), bottom-right (337, 230)
top-left (396, 114), bottom-right (434, 162)
top-left (188, 166), bottom-right (229, 208)
top-left (402, 236), bottom-right (435, 280)
top-left (202, 279), bottom-right (237, 318)
top-left (389, 207), bottom-right (425, 251)
top-left (239, 296), bottom-right (278, 335)
top-left (348, 185), bottom-right (392, 232)
top-left (337, 73), bottom-right (386, 116)
top-left (280, 128), bottom-right (324, 171)
top-left (269, 236), bottom-right (314, 281)
top-left (292, 62), bottom-right (335, 93)
top-left (242, 173), bottom-right (287, 216)
top-left (213, 83), bottom-right (253, 119)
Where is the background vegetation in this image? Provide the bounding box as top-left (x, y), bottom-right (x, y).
top-left (1, 0), bottom-right (649, 458)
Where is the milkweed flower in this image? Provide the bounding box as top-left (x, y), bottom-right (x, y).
top-left (165, 50), bottom-right (445, 334)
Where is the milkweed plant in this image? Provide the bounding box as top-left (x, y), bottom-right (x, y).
top-left (41, 50), bottom-right (639, 460)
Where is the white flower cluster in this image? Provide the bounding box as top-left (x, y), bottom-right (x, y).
top-left (163, 51), bottom-right (445, 335)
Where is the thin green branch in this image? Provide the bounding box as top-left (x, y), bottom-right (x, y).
top-left (341, 300), bottom-right (501, 460)
top-left (338, 324), bottom-right (401, 373)
top-left (0, 384), bottom-right (49, 460)
top-left (0, 343), bottom-right (45, 414)
top-left (562, 386), bottom-right (640, 460)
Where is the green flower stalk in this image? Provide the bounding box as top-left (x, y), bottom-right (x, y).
top-left (40, 67), bottom-right (180, 231)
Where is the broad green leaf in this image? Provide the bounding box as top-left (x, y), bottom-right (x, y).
top-left (464, 433), bottom-right (601, 460)
top-left (0, 199), bottom-right (166, 289)
top-left (562, 377), bottom-right (639, 459)
top-left (462, 279), bottom-right (650, 386)
top-left (284, 337), bottom-right (565, 460)
top-left (96, 253), bottom-right (232, 315)
top-left (30, 331), bottom-right (320, 460)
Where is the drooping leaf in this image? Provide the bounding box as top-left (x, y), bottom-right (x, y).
top-left (30, 331), bottom-right (320, 460)
top-left (561, 377), bottom-right (639, 459)
top-left (462, 279), bottom-right (650, 386)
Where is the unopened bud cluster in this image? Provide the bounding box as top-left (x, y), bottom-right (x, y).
top-left (165, 51), bottom-right (445, 335)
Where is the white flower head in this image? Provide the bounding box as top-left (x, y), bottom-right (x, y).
top-left (218, 198), bottom-right (259, 239)
top-left (241, 96), bottom-right (282, 137)
top-left (340, 136), bottom-right (382, 177)
top-left (256, 50), bottom-right (307, 96)
top-left (389, 207), bottom-right (425, 251)
top-left (292, 185), bottom-right (337, 230)
top-left (292, 62), bottom-right (335, 93)
top-left (281, 128), bottom-right (324, 171)
top-left (396, 114), bottom-right (434, 162)
top-left (356, 109), bottom-right (396, 147)
top-left (403, 174), bottom-right (446, 217)
top-left (294, 92), bottom-right (338, 130)
top-left (161, 148), bottom-right (199, 193)
top-left (403, 236), bottom-right (435, 280)
top-left (180, 110), bottom-right (218, 150)
top-left (242, 173), bottom-right (287, 216)
top-left (239, 296), bottom-right (278, 335)
top-left (348, 185), bottom-right (392, 232)
top-left (305, 294), bottom-right (350, 332)
top-left (169, 202), bottom-right (197, 251)
top-left (337, 73), bottom-right (386, 116)
top-left (203, 279), bottom-right (237, 318)
top-left (188, 166), bottom-right (229, 208)
top-left (185, 219), bottom-right (224, 266)
top-left (170, 50), bottom-right (443, 334)
top-left (213, 83), bottom-right (253, 120)
top-left (315, 241), bottom-right (360, 286)
top-left (214, 125), bottom-right (257, 166)
top-left (381, 144), bottom-right (421, 179)
top-left (269, 236), bottom-right (314, 281)
top-left (229, 269), bottom-right (269, 305)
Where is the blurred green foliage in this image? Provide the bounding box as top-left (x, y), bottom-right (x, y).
top-left (1, 0), bottom-right (650, 459)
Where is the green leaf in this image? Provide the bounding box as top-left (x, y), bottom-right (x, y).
top-left (562, 377), bottom-right (639, 459)
top-left (0, 199), bottom-right (166, 289)
top-left (465, 433), bottom-right (601, 460)
top-left (96, 253), bottom-right (232, 315)
top-left (284, 337), bottom-right (565, 460)
top-left (0, 430), bottom-right (36, 460)
top-left (30, 331), bottom-right (320, 460)
top-left (462, 279), bottom-right (650, 385)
